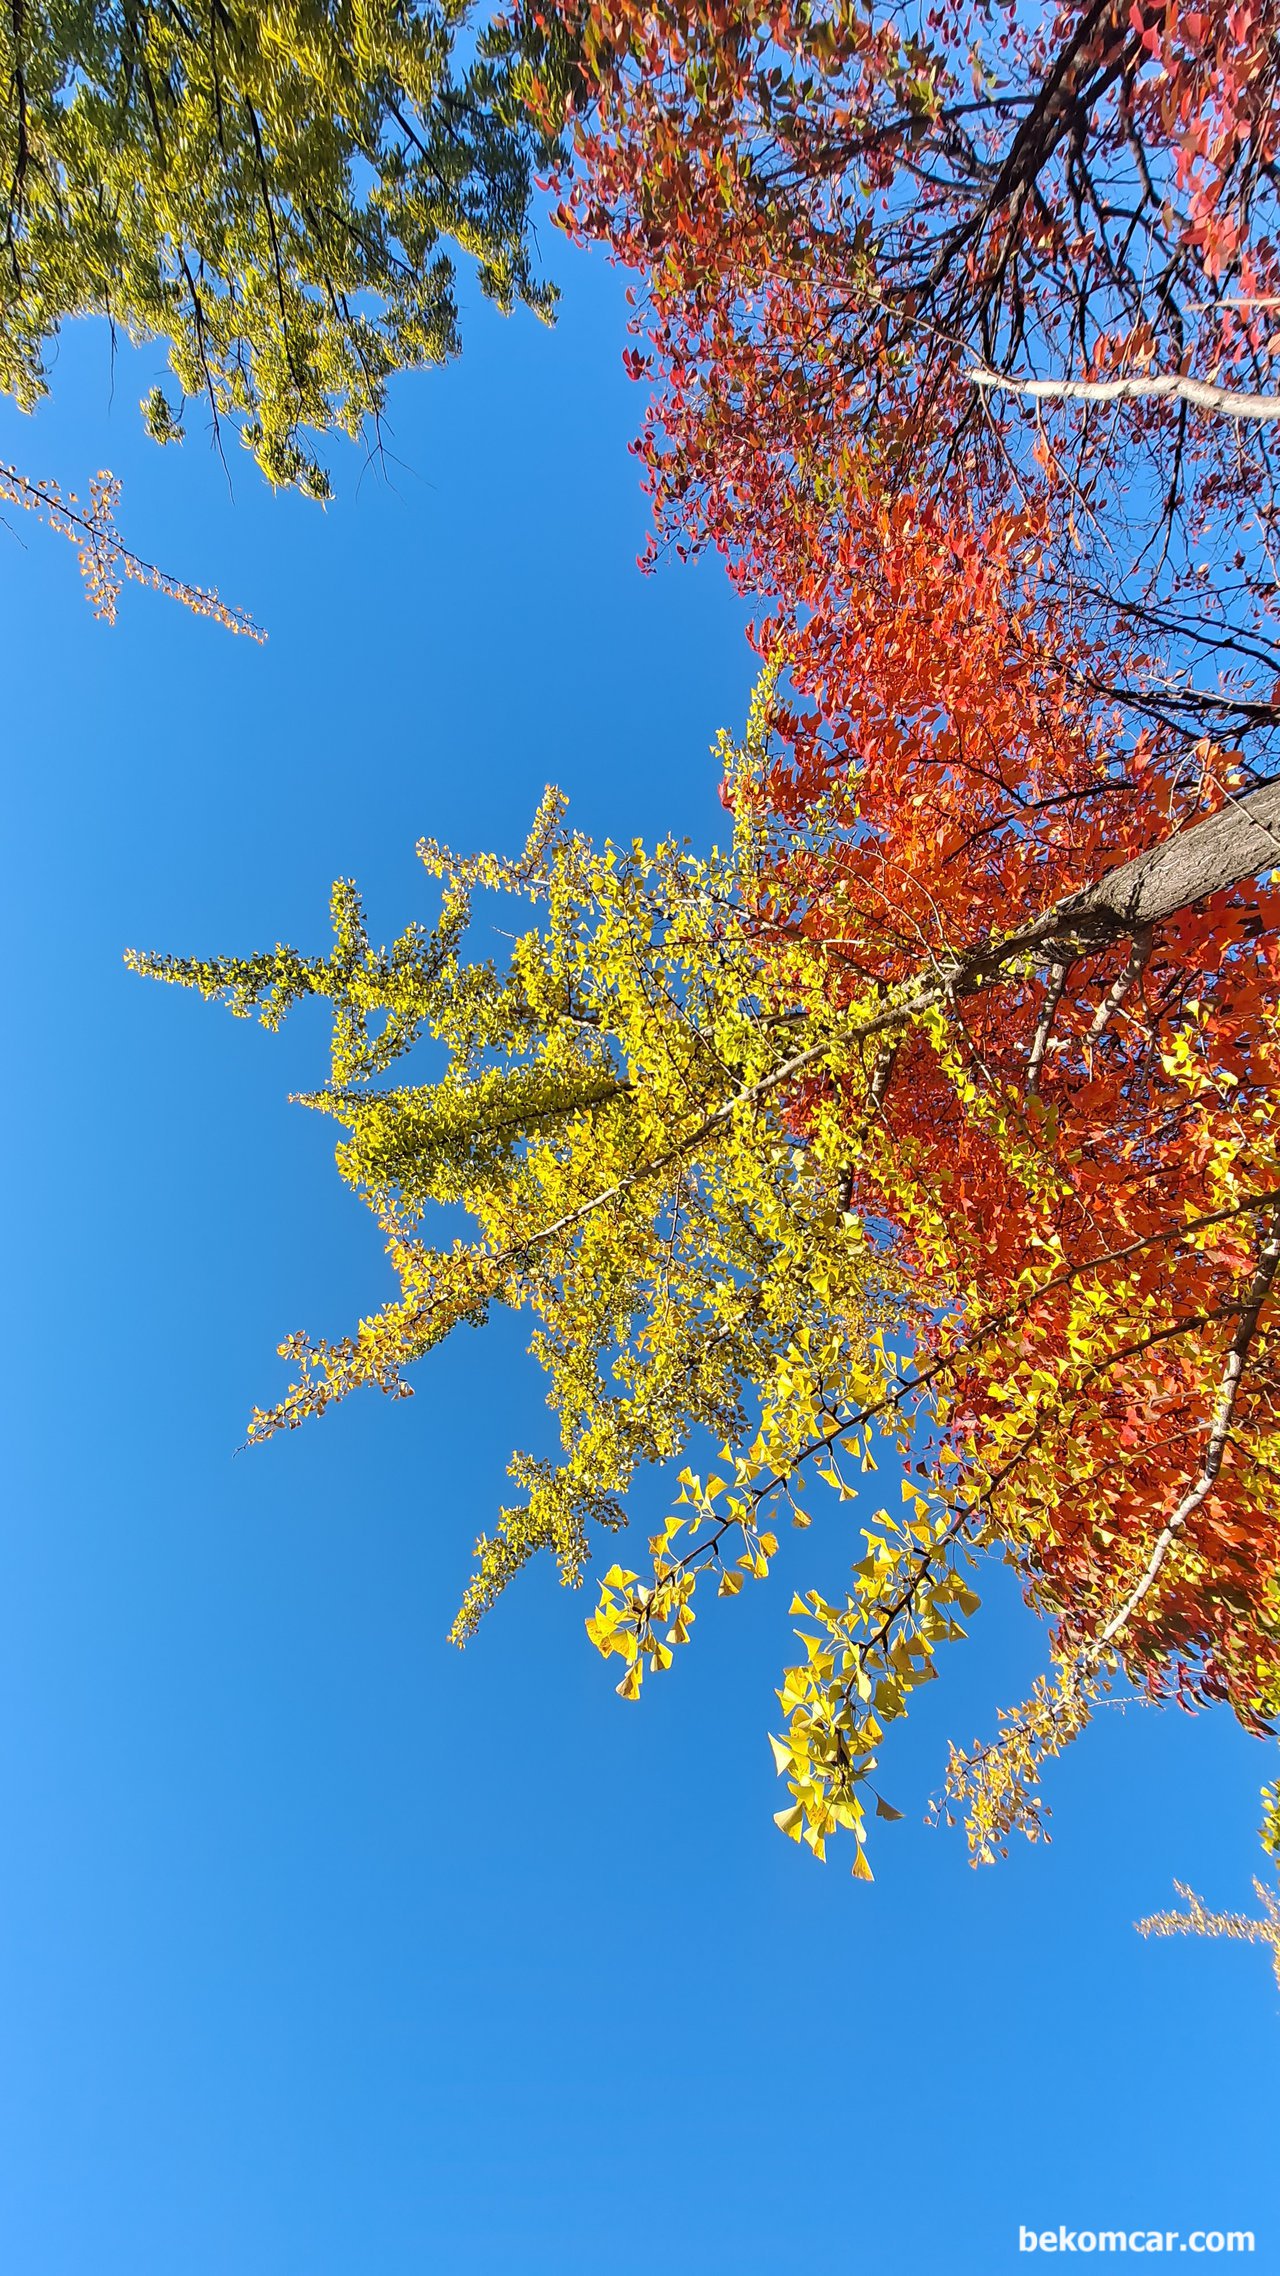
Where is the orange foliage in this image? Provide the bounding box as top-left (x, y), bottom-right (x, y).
top-left (544, 0), bottom-right (1280, 1737)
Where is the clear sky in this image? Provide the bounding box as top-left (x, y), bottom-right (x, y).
top-left (2, 229), bottom-right (1277, 2276)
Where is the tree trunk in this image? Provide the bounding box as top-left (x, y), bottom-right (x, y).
top-left (950, 776), bottom-right (1280, 997)
top-left (1066, 776), bottom-right (1280, 939)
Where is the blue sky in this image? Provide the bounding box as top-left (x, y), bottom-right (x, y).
top-left (2, 231), bottom-right (1277, 2276)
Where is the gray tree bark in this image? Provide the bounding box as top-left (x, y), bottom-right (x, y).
top-left (1069, 776), bottom-right (1280, 935)
top-left (943, 775), bottom-right (1280, 999)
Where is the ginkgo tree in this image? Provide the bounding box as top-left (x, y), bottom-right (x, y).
top-left (128, 723), bottom-right (1280, 1879)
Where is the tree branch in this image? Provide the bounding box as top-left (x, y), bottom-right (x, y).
top-left (968, 364), bottom-right (1280, 422)
top-left (1092, 1211), bottom-right (1280, 1654)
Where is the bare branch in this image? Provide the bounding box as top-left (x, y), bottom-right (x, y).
top-left (1093, 1212), bottom-right (1280, 1655)
top-left (968, 364), bottom-right (1280, 422)
top-left (1087, 921), bottom-right (1152, 1044)
top-left (1026, 958), bottom-right (1068, 1096)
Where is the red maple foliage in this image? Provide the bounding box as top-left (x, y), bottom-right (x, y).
top-left (740, 493), bottom-right (1280, 1744)
top-left (547, 0), bottom-right (1280, 700)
